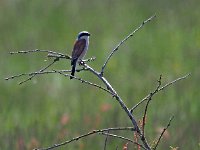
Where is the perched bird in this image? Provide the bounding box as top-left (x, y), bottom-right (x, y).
top-left (70, 31), bottom-right (90, 79)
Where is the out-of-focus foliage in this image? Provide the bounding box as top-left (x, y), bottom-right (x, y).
top-left (0, 0), bottom-right (199, 149)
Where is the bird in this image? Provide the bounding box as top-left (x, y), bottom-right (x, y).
top-left (70, 31), bottom-right (91, 79)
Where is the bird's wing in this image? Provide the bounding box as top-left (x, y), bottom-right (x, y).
top-left (71, 39), bottom-right (86, 60)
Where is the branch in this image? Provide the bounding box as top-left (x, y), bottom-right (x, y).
top-left (5, 50), bottom-right (94, 83)
top-left (18, 59), bottom-right (58, 85)
top-left (10, 49), bottom-right (70, 59)
top-left (142, 75), bottom-right (162, 137)
top-left (6, 50), bottom-right (70, 85)
top-left (153, 116), bottom-right (174, 150)
top-left (130, 73), bottom-right (191, 113)
top-left (47, 53), bottom-right (96, 63)
top-left (18, 52), bottom-right (151, 149)
top-left (7, 30), bottom-right (155, 150)
top-left (5, 70), bottom-right (84, 81)
top-left (103, 130), bottom-right (109, 150)
top-left (10, 49), bottom-right (93, 64)
top-left (100, 132), bottom-right (146, 150)
top-left (100, 14), bottom-right (156, 76)
top-left (54, 70), bottom-right (113, 95)
top-left (82, 63), bottom-right (151, 149)
top-left (34, 127), bottom-right (135, 150)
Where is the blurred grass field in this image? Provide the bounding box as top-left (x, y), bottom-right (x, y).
top-left (0, 0), bottom-right (200, 149)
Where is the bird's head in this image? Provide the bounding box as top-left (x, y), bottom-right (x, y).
top-left (77, 31), bottom-right (91, 40)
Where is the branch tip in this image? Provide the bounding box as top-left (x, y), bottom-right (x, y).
top-left (153, 115), bottom-right (174, 150)
top-left (100, 14), bottom-right (156, 75)
top-left (130, 73), bottom-right (191, 112)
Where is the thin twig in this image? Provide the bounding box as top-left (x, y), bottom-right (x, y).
top-left (34, 127), bottom-right (135, 150)
top-left (5, 69), bottom-right (86, 81)
top-left (130, 73), bottom-right (191, 113)
top-left (18, 59), bottom-right (58, 85)
top-left (10, 49), bottom-right (70, 59)
top-left (47, 53), bottom-right (96, 63)
top-left (47, 53), bottom-right (70, 59)
top-left (104, 130), bottom-right (109, 150)
top-left (142, 75), bottom-right (162, 138)
top-left (100, 14), bottom-right (156, 76)
top-left (153, 116), bottom-right (174, 150)
top-left (100, 132), bottom-right (146, 150)
top-left (82, 56), bottom-right (96, 63)
top-left (54, 70), bottom-right (114, 95)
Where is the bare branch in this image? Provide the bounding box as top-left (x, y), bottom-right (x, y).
top-left (11, 49), bottom-right (93, 64)
top-left (5, 50), bottom-right (92, 83)
top-left (4, 69), bottom-right (89, 81)
top-left (100, 14), bottom-right (156, 76)
top-left (34, 127), bottom-right (135, 150)
top-left (11, 52), bottom-right (151, 149)
top-left (47, 53), bottom-right (96, 63)
top-left (82, 56), bottom-right (96, 63)
top-left (82, 63), bottom-right (151, 149)
top-left (18, 59), bottom-right (58, 85)
top-left (116, 146), bottom-right (118, 150)
top-left (130, 73), bottom-right (191, 113)
top-left (153, 116), bottom-right (174, 150)
top-left (100, 132), bottom-right (146, 150)
top-left (103, 130), bottom-right (109, 150)
top-left (142, 75), bottom-right (162, 138)
top-left (5, 70), bottom-right (71, 81)
top-left (54, 70), bottom-right (113, 95)
top-left (10, 49), bottom-right (70, 59)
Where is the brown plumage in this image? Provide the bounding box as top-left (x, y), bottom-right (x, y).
top-left (70, 39), bottom-right (86, 79)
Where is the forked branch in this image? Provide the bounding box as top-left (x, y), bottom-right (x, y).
top-left (130, 73), bottom-right (191, 113)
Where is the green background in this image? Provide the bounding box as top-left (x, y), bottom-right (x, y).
top-left (0, 0), bottom-right (199, 149)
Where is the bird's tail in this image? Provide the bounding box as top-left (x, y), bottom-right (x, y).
top-left (70, 58), bottom-right (77, 79)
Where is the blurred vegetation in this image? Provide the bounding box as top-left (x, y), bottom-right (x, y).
top-left (0, 0), bottom-right (199, 149)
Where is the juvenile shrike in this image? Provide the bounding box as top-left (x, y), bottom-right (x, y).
top-left (70, 31), bottom-right (90, 79)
